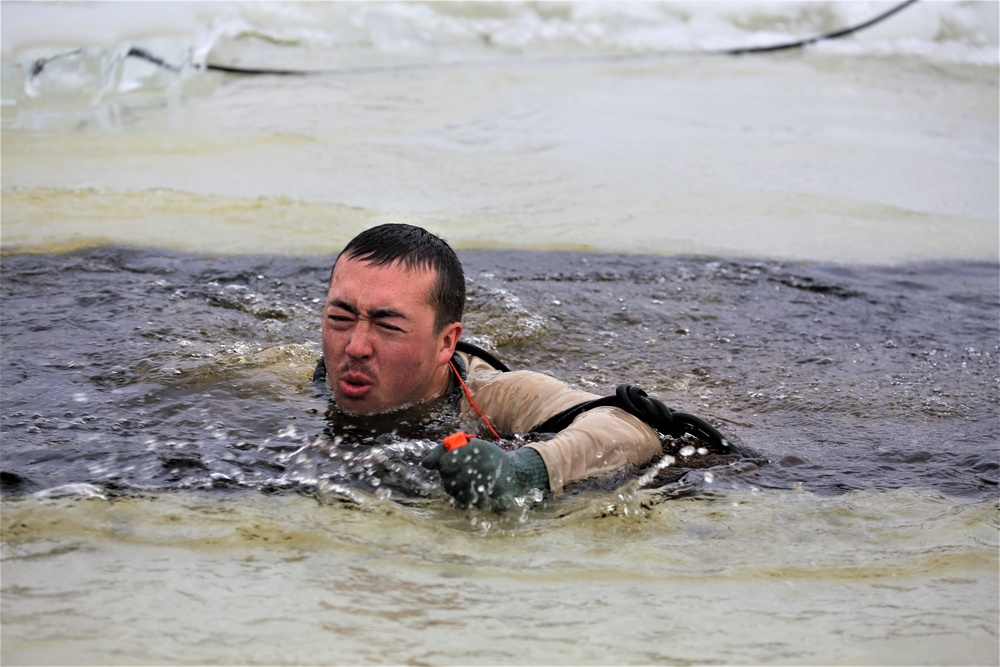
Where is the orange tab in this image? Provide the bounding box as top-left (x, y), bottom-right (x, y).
top-left (442, 432), bottom-right (474, 452)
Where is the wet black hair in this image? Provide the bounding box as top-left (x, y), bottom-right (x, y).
top-left (334, 223), bottom-right (465, 332)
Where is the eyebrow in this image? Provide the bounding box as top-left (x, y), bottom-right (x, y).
top-left (328, 299), bottom-right (408, 321)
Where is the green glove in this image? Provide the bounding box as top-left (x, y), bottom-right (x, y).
top-left (421, 437), bottom-right (549, 512)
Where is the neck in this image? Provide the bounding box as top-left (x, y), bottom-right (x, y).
top-left (431, 358), bottom-right (459, 401)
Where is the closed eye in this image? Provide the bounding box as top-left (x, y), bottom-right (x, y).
top-left (327, 314), bottom-right (354, 328)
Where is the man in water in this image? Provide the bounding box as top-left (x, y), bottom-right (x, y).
top-left (318, 223), bottom-right (673, 511)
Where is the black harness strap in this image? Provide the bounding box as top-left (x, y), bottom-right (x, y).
top-left (530, 383), bottom-right (744, 456)
top-left (455, 340), bottom-right (511, 372)
top-left (454, 343), bottom-right (744, 457)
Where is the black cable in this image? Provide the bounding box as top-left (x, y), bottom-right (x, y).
top-left (125, 47), bottom-right (182, 72)
top-left (29, 0), bottom-right (919, 79)
top-left (720, 0), bottom-right (919, 55)
top-left (28, 49), bottom-right (82, 78)
top-left (200, 1), bottom-right (921, 73)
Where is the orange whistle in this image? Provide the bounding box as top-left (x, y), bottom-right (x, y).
top-left (442, 432), bottom-right (475, 452)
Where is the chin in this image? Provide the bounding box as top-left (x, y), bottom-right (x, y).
top-left (335, 400), bottom-right (380, 416)
top-left (334, 394), bottom-right (428, 417)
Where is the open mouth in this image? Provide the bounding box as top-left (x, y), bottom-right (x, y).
top-left (339, 372), bottom-right (373, 399)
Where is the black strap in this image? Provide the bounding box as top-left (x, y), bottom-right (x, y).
top-left (455, 340), bottom-right (511, 372)
top-left (455, 344), bottom-right (742, 456)
top-left (531, 383), bottom-right (745, 457)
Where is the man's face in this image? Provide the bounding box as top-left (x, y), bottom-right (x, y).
top-left (322, 256), bottom-right (462, 415)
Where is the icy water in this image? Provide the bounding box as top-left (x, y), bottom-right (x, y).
top-left (2, 2), bottom-right (999, 665)
top-left (2, 248), bottom-right (997, 665)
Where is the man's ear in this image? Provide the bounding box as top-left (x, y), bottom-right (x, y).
top-left (436, 322), bottom-right (463, 364)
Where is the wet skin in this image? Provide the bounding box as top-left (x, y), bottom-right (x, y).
top-left (322, 257), bottom-right (462, 415)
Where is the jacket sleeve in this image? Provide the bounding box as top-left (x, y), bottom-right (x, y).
top-left (461, 356), bottom-right (664, 493)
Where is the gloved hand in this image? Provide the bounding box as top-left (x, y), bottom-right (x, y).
top-left (421, 436), bottom-right (549, 512)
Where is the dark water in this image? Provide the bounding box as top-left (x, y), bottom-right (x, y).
top-left (1, 247), bottom-right (997, 501)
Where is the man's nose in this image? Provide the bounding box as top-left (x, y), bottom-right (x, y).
top-left (344, 323), bottom-right (374, 359)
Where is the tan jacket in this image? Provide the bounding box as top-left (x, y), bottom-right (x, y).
top-left (456, 352), bottom-right (664, 493)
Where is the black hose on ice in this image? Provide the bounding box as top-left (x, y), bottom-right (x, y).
top-left (28, 0), bottom-right (920, 79)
